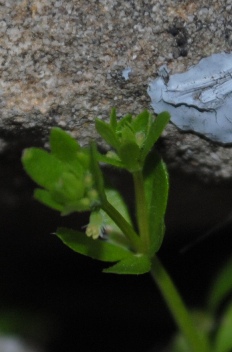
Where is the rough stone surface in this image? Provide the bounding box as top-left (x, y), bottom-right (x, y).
top-left (1, 0), bottom-right (232, 182)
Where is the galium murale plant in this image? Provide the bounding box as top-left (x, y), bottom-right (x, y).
top-left (22, 108), bottom-right (232, 352)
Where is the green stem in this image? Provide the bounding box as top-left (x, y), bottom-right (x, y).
top-left (132, 170), bottom-right (150, 252)
top-left (101, 199), bottom-right (142, 252)
top-left (151, 256), bottom-right (210, 352)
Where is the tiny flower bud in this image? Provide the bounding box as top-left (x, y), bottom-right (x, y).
top-left (85, 211), bottom-right (103, 239)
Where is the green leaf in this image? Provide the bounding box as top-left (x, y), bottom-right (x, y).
top-left (140, 111), bottom-right (170, 162)
top-left (34, 189), bottom-right (64, 212)
top-left (131, 110), bottom-right (150, 134)
top-left (103, 254), bottom-right (151, 274)
top-left (213, 301), bottom-right (232, 352)
top-left (96, 151), bottom-right (125, 168)
top-left (61, 199), bottom-right (92, 215)
top-left (36, 189), bottom-right (92, 215)
top-left (50, 127), bottom-right (80, 162)
top-left (110, 107), bottom-right (117, 131)
top-left (56, 227), bottom-right (131, 262)
top-left (51, 172), bottom-right (84, 203)
top-left (116, 114), bottom-right (132, 130)
top-left (144, 150), bottom-right (169, 255)
top-left (208, 258), bottom-right (232, 312)
top-left (50, 128), bottom-right (90, 177)
top-left (118, 142), bottom-right (140, 172)
top-left (120, 124), bottom-right (136, 144)
top-left (89, 142), bottom-right (106, 203)
top-left (22, 146), bottom-right (94, 215)
top-left (95, 118), bottom-right (119, 150)
top-left (22, 148), bottom-right (66, 190)
top-left (76, 148), bottom-right (91, 170)
top-left (131, 110), bottom-right (151, 149)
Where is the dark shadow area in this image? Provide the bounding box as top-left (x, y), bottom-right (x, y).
top-left (1, 151), bottom-right (232, 352)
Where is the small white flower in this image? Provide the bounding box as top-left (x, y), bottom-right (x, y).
top-left (85, 211), bottom-right (104, 239)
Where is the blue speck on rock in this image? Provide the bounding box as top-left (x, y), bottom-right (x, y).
top-left (122, 67), bottom-right (132, 80)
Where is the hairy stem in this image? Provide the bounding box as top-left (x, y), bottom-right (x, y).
top-left (101, 199), bottom-right (142, 252)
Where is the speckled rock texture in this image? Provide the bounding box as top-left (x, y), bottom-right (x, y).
top-left (1, 0), bottom-right (232, 182)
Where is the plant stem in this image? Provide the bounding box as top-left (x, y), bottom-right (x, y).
top-left (150, 256), bottom-right (210, 352)
top-left (101, 199), bottom-right (142, 252)
top-left (132, 170), bottom-right (150, 252)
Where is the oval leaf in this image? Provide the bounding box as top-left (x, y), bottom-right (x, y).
top-left (119, 142), bottom-right (140, 172)
top-left (22, 148), bottom-right (66, 190)
top-left (50, 127), bottom-right (80, 162)
top-left (34, 189), bottom-right (64, 212)
top-left (144, 150), bottom-right (169, 255)
top-left (131, 110), bottom-right (150, 134)
top-left (103, 254), bottom-right (151, 274)
top-left (56, 227), bottom-right (131, 262)
top-left (95, 118), bottom-right (119, 151)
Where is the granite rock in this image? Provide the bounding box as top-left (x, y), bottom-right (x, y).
top-left (1, 0), bottom-right (232, 182)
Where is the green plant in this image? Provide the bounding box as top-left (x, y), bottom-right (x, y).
top-left (21, 109), bottom-right (232, 352)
